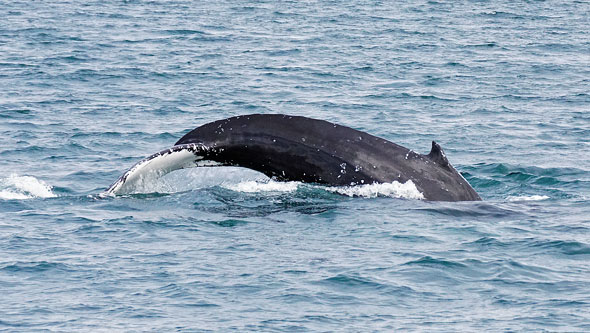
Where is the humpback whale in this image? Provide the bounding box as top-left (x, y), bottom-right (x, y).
top-left (106, 114), bottom-right (481, 201)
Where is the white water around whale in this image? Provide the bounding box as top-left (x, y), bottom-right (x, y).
top-left (325, 180), bottom-right (425, 200)
top-left (110, 159), bottom-right (425, 200)
top-left (0, 174), bottom-right (56, 200)
top-left (105, 145), bottom-right (427, 200)
top-left (506, 195), bottom-right (550, 202)
top-left (224, 180), bottom-right (300, 193)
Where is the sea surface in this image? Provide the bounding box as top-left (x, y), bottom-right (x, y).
top-left (1, 0), bottom-right (589, 331)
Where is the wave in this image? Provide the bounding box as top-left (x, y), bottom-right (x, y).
top-left (462, 163), bottom-right (589, 200)
top-left (0, 174), bottom-right (56, 200)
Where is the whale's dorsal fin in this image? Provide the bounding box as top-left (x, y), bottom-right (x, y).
top-left (427, 141), bottom-right (449, 168)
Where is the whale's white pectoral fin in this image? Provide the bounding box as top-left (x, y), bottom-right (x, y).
top-left (104, 144), bottom-right (217, 196)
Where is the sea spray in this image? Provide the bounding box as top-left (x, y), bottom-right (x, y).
top-left (0, 174), bottom-right (56, 200)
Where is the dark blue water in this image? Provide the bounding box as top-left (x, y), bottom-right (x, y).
top-left (1, 0), bottom-right (589, 331)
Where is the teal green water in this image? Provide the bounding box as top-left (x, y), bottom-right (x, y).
top-left (1, 0), bottom-right (589, 331)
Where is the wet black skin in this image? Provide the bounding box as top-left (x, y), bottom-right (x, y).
top-left (175, 114), bottom-right (481, 201)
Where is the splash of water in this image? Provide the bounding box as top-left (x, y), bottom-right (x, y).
top-left (0, 174), bottom-right (56, 200)
top-left (224, 180), bottom-right (299, 193)
top-left (325, 180), bottom-right (425, 200)
top-left (506, 195), bottom-right (550, 202)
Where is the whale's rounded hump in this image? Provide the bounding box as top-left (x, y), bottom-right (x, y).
top-left (107, 114), bottom-right (480, 201)
top-left (175, 114), bottom-right (403, 185)
top-left (172, 114), bottom-right (481, 201)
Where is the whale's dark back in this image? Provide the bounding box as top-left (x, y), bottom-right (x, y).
top-left (176, 114), bottom-right (481, 201)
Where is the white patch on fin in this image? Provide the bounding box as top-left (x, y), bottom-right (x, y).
top-left (104, 144), bottom-right (212, 195)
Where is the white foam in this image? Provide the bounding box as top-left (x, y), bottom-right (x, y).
top-left (104, 145), bottom-right (425, 200)
top-left (0, 190), bottom-right (31, 200)
top-left (506, 195), bottom-right (550, 202)
top-left (325, 180), bottom-right (425, 200)
top-left (0, 174), bottom-right (56, 200)
top-left (224, 180), bottom-right (299, 193)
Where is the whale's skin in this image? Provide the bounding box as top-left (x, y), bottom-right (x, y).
top-left (171, 114), bottom-right (481, 201)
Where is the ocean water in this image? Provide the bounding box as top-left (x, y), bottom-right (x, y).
top-left (1, 0), bottom-right (589, 331)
